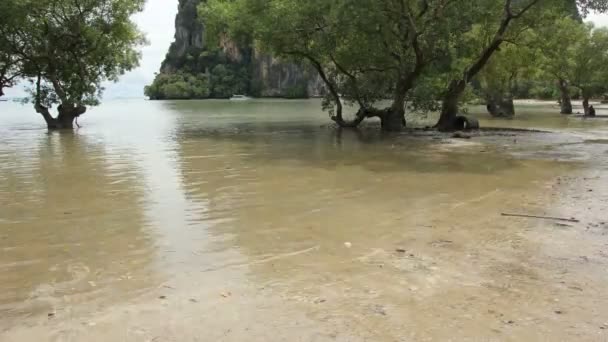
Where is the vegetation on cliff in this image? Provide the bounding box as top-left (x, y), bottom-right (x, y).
top-left (145, 49), bottom-right (251, 99)
top-left (145, 0), bottom-right (316, 100)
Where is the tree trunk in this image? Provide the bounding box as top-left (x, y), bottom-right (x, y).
top-left (380, 109), bottom-right (406, 132)
top-left (382, 78), bottom-right (409, 132)
top-left (35, 103), bottom-right (86, 130)
top-left (55, 110), bottom-right (76, 129)
top-left (486, 95), bottom-right (515, 117)
top-left (557, 79), bottom-right (573, 114)
top-left (582, 97), bottom-right (590, 116)
top-left (436, 80), bottom-right (466, 131)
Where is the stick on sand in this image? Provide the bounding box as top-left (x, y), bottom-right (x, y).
top-left (501, 213), bottom-right (580, 223)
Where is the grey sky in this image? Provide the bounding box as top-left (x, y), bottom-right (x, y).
top-left (103, 0), bottom-right (178, 98)
top-left (3, 3), bottom-right (608, 99)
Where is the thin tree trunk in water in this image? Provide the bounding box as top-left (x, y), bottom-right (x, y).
top-left (558, 79), bottom-right (573, 114)
top-left (582, 97), bottom-right (590, 116)
top-left (486, 95), bottom-right (515, 117)
top-left (300, 54), bottom-right (365, 128)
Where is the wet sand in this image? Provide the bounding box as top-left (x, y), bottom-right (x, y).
top-left (1, 100), bottom-right (608, 341)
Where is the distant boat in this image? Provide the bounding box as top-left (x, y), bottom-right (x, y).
top-left (0, 99), bottom-right (8, 102)
top-left (230, 95), bottom-right (252, 101)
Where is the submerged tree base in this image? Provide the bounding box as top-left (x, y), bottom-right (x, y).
top-left (436, 114), bottom-right (480, 132)
top-left (331, 107), bottom-right (407, 132)
top-left (36, 104), bottom-right (86, 130)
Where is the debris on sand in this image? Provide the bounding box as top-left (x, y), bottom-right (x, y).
top-left (452, 132), bottom-right (472, 139)
top-left (501, 212), bottom-right (580, 223)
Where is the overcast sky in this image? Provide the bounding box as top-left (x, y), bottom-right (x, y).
top-left (103, 0), bottom-right (178, 98)
top-left (4, 2), bottom-right (608, 99)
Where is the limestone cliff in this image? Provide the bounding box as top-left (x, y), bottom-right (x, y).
top-left (146, 0), bottom-right (322, 99)
top-left (161, 0), bottom-right (205, 73)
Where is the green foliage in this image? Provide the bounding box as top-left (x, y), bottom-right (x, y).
top-left (283, 83), bottom-right (309, 99)
top-left (536, 19), bottom-right (608, 100)
top-left (210, 64), bottom-right (249, 98)
top-left (0, 1), bottom-right (25, 97)
top-left (145, 61), bottom-right (250, 100)
top-left (201, 0), bottom-right (483, 116)
top-left (569, 25), bottom-right (608, 99)
top-left (202, 0), bottom-right (584, 125)
top-left (0, 0), bottom-right (146, 108)
top-left (476, 37), bottom-right (541, 102)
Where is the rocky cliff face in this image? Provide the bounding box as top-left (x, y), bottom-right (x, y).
top-left (149, 0), bottom-right (322, 99)
top-left (161, 0), bottom-right (205, 73)
top-left (251, 52), bottom-right (323, 98)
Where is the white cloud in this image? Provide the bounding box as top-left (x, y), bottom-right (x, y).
top-left (588, 12), bottom-right (608, 27)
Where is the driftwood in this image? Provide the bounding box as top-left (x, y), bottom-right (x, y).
top-left (501, 213), bottom-right (580, 223)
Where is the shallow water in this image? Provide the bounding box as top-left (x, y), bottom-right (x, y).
top-left (1, 99), bottom-right (608, 341)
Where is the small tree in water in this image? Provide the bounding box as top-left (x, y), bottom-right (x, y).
top-left (476, 32), bottom-right (540, 118)
top-left (0, 0), bottom-right (146, 129)
top-left (567, 25), bottom-right (608, 115)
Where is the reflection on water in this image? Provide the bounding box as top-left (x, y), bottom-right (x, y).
top-left (0, 131), bottom-right (155, 323)
top-left (1, 99), bottom-right (608, 341)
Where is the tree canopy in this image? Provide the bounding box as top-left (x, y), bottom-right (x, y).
top-left (202, 0), bottom-right (608, 130)
top-left (554, 23), bottom-right (608, 114)
top-left (0, 0), bottom-right (146, 129)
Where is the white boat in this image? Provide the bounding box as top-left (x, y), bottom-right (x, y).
top-left (230, 95), bottom-right (252, 101)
